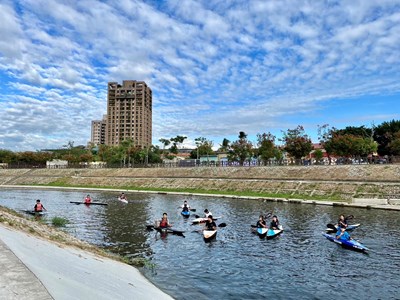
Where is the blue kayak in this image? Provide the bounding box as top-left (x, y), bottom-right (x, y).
top-left (323, 233), bottom-right (369, 253)
top-left (181, 210), bottom-right (190, 218)
top-left (256, 227), bottom-right (283, 239)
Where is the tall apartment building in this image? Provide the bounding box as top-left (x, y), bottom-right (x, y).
top-left (105, 80), bottom-right (152, 148)
top-left (90, 115), bottom-right (107, 145)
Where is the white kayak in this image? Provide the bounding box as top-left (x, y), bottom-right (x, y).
top-left (192, 216), bottom-right (221, 224)
top-left (203, 230), bottom-right (217, 242)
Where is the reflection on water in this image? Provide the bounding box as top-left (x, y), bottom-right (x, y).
top-left (0, 188), bottom-right (400, 299)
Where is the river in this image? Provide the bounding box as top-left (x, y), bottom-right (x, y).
top-left (0, 188), bottom-right (399, 299)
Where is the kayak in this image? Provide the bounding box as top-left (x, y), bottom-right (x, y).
top-left (118, 198), bottom-right (128, 204)
top-left (256, 227), bottom-right (268, 238)
top-left (181, 210), bottom-right (190, 218)
top-left (70, 201), bottom-right (108, 206)
top-left (192, 216), bottom-right (221, 224)
top-left (322, 233), bottom-right (369, 253)
top-left (153, 226), bottom-right (185, 237)
top-left (267, 227), bottom-right (284, 240)
top-left (326, 223), bottom-right (361, 233)
top-left (203, 230), bottom-right (217, 242)
top-left (254, 225), bottom-right (283, 239)
top-left (22, 210), bottom-right (45, 216)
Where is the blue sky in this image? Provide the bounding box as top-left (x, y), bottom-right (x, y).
top-left (0, 0), bottom-right (399, 151)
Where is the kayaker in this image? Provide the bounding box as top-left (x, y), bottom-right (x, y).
top-left (119, 192), bottom-right (127, 200)
top-left (84, 194), bottom-right (92, 204)
top-left (338, 215), bottom-right (348, 229)
top-left (204, 215), bottom-right (217, 231)
top-left (159, 213), bottom-right (172, 228)
top-left (270, 215), bottom-right (280, 230)
top-left (256, 215), bottom-right (267, 228)
top-left (34, 199), bottom-right (46, 212)
top-left (336, 227), bottom-right (352, 240)
top-left (204, 209), bottom-right (212, 218)
top-left (182, 204), bottom-right (189, 212)
top-left (183, 200), bottom-right (191, 209)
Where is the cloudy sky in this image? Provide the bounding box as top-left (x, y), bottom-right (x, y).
top-left (1, 0), bottom-right (399, 151)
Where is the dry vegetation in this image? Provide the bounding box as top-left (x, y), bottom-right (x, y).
top-left (0, 206), bottom-right (125, 263)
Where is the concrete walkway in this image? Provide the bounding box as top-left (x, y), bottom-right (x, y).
top-left (0, 237), bottom-right (53, 299)
top-left (0, 225), bottom-right (173, 300)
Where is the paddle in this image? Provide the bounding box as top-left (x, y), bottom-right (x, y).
top-left (167, 228), bottom-right (185, 237)
top-left (190, 208), bottom-right (196, 212)
top-left (194, 214), bottom-right (201, 218)
top-left (345, 215), bottom-right (354, 221)
top-left (327, 224), bottom-right (338, 231)
top-left (264, 212), bottom-right (272, 219)
top-left (192, 223), bottom-right (227, 233)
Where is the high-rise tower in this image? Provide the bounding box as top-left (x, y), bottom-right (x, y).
top-left (90, 114), bottom-right (107, 145)
top-left (105, 80), bottom-right (152, 147)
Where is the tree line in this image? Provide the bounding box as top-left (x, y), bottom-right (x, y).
top-left (0, 120), bottom-right (399, 167)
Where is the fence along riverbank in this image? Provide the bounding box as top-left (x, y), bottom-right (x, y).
top-left (1, 165), bottom-right (400, 202)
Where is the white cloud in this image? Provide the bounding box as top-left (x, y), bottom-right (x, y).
top-left (0, 0), bottom-right (399, 151)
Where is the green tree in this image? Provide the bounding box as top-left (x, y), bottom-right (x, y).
top-left (169, 135), bottom-right (187, 154)
top-left (159, 138), bottom-right (170, 154)
top-left (336, 126), bottom-right (372, 138)
top-left (191, 137), bottom-right (214, 159)
top-left (374, 120), bottom-right (400, 155)
top-left (218, 138), bottom-right (231, 152)
top-left (147, 146), bottom-right (162, 164)
top-left (322, 131), bottom-right (377, 162)
top-left (387, 131), bottom-right (400, 155)
top-left (0, 149), bottom-right (17, 163)
top-left (281, 126), bottom-right (313, 164)
top-left (313, 149), bottom-right (324, 165)
top-left (256, 132), bottom-right (276, 164)
top-left (229, 132), bottom-right (253, 166)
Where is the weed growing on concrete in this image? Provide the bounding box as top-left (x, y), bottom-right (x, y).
top-left (49, 234), bottom-right (66, 242)
top-left (130, 257), bottom-right (157, 271)
top-left (51, 216), bottom-right (69, 227)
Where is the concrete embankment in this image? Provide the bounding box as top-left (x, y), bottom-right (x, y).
top-left (0, 208), bottom-right (173, 300)
top-left (1, 165), bottom-right (400, 201)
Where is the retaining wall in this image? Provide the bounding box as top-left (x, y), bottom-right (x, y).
top-left (0, 165), bottom-right (400, 201)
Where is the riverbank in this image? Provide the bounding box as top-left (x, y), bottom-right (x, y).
top-left (0, 165), bottom-right (400, 202)
top-left (0, 206), bottom-right (173, 299)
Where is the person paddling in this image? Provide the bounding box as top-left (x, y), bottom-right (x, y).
top-left (159, 213), bottom-right (172, 229)
top-left (182, 200), bottom-right (191, 209)
top-left (338, 215), bottom-right (348, 229)
top-left (34, 199), bottom-right (46, 212)
top-left (204, 209), bottom-right (212, 218)
top-left (256, 215), bottom-right (267, 228)
top-left (84, 194), bottom-right (92, 204)
top-left (270, 215), bottom-right (280, 230)
top-left (336, 227), bottom-right (352, 241)
top-left (119, 192), bottom-right (127, 200)
top-left (204, 215), bottom-right (217, 231)
top-left (182, 203), bottom-right (190, 212)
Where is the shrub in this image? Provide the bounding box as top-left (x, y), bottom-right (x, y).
top-left (51, 216), bottom-right (69, 227)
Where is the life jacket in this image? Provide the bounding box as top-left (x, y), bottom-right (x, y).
top-left (35, 203), bottom-right (43, 211)
top-left (160, 218), bottom-right (168, 228)
top-left (84, 197), bottom-right (91, 203)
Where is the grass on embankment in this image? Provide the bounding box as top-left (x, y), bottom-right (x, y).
top-left (40, 181), bottom-right (347, 202)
